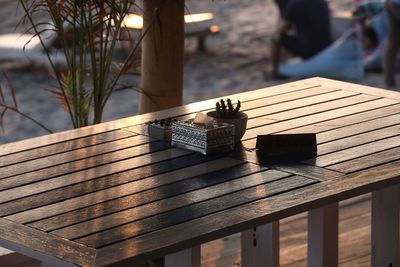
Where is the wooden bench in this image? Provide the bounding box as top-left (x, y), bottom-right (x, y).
top-left (123, 13), bottom-right (219, 52)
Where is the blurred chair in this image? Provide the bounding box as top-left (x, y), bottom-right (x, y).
top-left (122, 13), bottom-right (220, 52)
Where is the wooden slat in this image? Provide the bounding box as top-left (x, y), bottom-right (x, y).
top-left (94, 159), bottom-right (400, 267)
top-left (317, 124), bottom-right (400, 156)
top-left (78, 175), bottom-right (316, 249)
top-left (0, 148), bottom-right (188, 205)
top-left (126, 86), bottom-right (342, 136)
top-left (0, 123), bottom-right (143, 157)
top-left (280, 104), bottom-right (400, 138)
top-left (0, 135), bottom-right (153, 179)
top-left (272, 164), bottom-right (343, 181)
top-left (316, 113), bottom-right (400, 144)
top-left (245, 90), bottom-right (360, 126)
top-left (52, 168), bottom-right (288, 240)
top-left (242, 98), bottom-right (398, 149)
top-left (0, 78), bottom-right (322, 156)
top-left (242, 104), bottom-right (400, 150)
top-left (308, 135), bottom-right (400, 167)
top-left (249, 94), bottom-right (379, 129)
top-left (232, 149), bottom-right (343, 181)
top-left (1, 153), bottom-right (221, 221)
top-left (318, 77), bottom-right (400, 101)
top-left (5, 157), bottom-right (244, 222)
top-left (328, 146), bottom-right (400, 173)
top-left (0, 130), bottom-right (136, 168)
top-left (0, 218), bottom-right (95, 267)
top-left (239, 86), bottom-right (340, 112)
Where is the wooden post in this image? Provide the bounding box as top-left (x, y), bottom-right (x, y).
top-left (164, 246), bottom-right (201, 267)
top-left (308, 203), bottom-right (338, 267)
top-left (371, 185), bottom-right (400, 267)
top-left (241, 222), bottom-right (280, 267)
top-left (140, 0), bottom-right (184, 114)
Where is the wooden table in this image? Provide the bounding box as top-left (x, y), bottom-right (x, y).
top-left (0, 77), bottom-right (399, 267)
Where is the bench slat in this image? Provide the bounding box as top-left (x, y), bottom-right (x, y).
top-left (77, 175), bottom-right (316, 248)
top-left (5, 157), bottom-right (243, 222)
top-left (3, 153), bottom-right (221, 222)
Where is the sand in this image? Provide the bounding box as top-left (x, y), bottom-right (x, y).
top-left (0, 0), bottom-right (396, 144)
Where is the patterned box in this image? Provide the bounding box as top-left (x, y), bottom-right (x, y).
top-left (171, 119), bottom-right (235, 155)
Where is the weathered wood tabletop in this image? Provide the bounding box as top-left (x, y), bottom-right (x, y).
top-left (0, 77), bottom-right (399, 267)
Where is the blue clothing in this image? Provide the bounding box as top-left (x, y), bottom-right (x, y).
top-left (390, 0), bottom-right (400, 5)
top-left (283, 0), bottom-right (332, 59)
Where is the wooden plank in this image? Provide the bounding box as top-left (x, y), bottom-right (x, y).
top-left (271, 164), bottom-right (343, 181)
top-left (6, 157), bottom-right (244, 222)
top-left (317, 124), bottom-right (400, 156)
top-left (0, 218), bottom-right (95, 267)
top-left (0, 148), bottom-right (189, 206)
top-left (233, 150), bottom-right (343, 181)
top-left (245, 90), bottom-right (360, 124)
top-left (94, 159), bottom-right (400, 267)
top-left (328, 146), bottom-right (400, 173)
top-left (51, 168), bottom-right (286, 240)
top-left (247, 95), bottom-right (378, 129)
top-left (307, 135), bottom-right (400, 167)
top-left (280, 104), bottom-right (400, 139)
top-left (0, 130), bottom-right (136, 168)
top-left (78, 175), bottom-right (315, 249)
top-left (241, 222), bottom-right (279, 267)
top-left (92, 175), bottom-right (317, 266)
top-left (126, 85), bottom-right (340, 136)
top-left (0, 78), bottom-right (321, 156)
top-left (0, 135), bottom-right (153, 179)
top-left (316, 113), bottom-right (400, 144)
top-left (242, 98), bottom-right (397, 149)
top-left (3, 153), bottom-right (222, 221)
top-left (0, 121), bottom-right (145, 156)
top-left (308, 203), bottom-right (339, 267)
top-left (371, 185), bottom-right (400, 267)
top-left (318, 77), bottom-right (400, 101)
top-left (242, 104), bottom-right (400, 149)
top-left (239, 86), bottom-right (340, 112)
top-left (256, 93), bottom-right (379, 121)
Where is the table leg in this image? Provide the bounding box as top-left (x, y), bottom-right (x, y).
top-left (308, 203), bottom-right (338, 267)
top-left (42, 263), bottom-right (58, 267)
top-left (164, 246), bottom-right (201, 267)
top-left (371, 185), bottom-right (400, 267)
top-left (241, 221), bottom-right (279, 267)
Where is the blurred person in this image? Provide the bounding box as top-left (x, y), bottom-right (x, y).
top-left (267, 0), bottom-right (332, 79)
top-left (383, 0), bottom-right (400, 87)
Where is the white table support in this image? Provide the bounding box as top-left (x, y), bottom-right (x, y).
top-left (164, 246), bottom-right (201, 267)
top-left (308, 203), bottom-right (338, 267)
top-left (371, 185), bottom-right (400, 267)
top-left (241, 221), bottom-right (279, 267)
